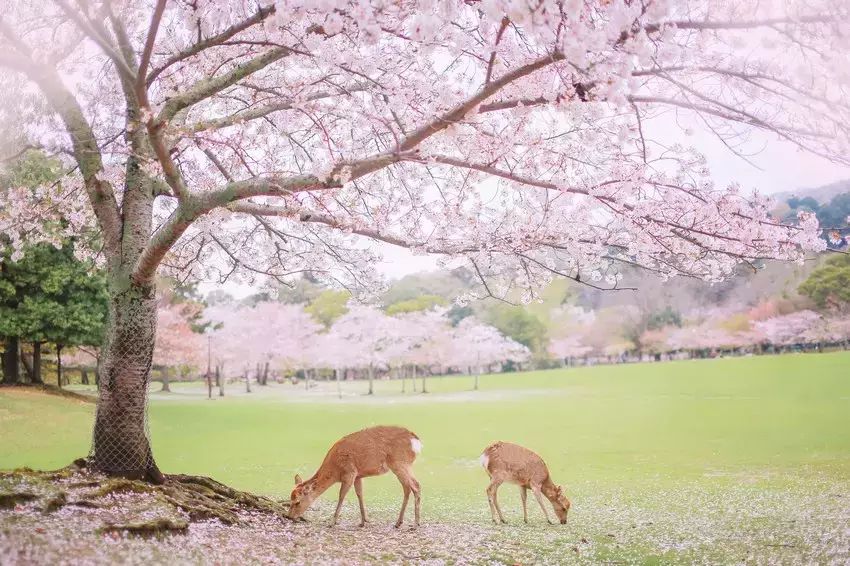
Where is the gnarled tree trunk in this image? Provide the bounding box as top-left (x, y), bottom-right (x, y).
top-left (90, 283), bottom-right (163, 483)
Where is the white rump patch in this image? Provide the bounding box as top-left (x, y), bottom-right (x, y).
top-left (411, 438), bottom-right (423, 454)
top-left (480, 453), bottom-right (489, 470)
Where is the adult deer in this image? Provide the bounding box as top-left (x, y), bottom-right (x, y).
top-left (287, 426), bottom-right (422, 527)
top-left (480, 441), bottom-right (571, 525)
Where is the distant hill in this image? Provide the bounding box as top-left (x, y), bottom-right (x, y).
top-left (773, 179), bottom-right (850, 207)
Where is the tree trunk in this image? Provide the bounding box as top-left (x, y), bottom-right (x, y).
top-left (417, 365), bottom-right (427, 394)
top-left (21, 348), bottom-right (35, 382)
top-left (217, 365), bottom-right (224, 397)
top-left (206, 369), bottom-right (212, 400)
top-left (412, 364), bottom-right (417, 392)
top-left (335, 367), bottom-right (342, 399)
top-left (90, 283), bottom-right (163, 483)
top-left (262, 361), bottom-right (269, 386)
top-left (81, 368), bottom-right (89, 385)
top-left (244, 370), bottom-right (251, 393)
top-left (161, 366), bottom-right (171, 392)
top-left (401, 365), bottom-right (406, 393)
top-left (367, 364), bottom-right (374, 395)
top-left (56, 344), bottom-right (63, 387)
top-left (2, 336), bottom-right (20, 384)
top-left (31, 342), bottom-right (44, 385)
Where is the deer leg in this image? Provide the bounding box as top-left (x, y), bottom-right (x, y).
top-left (485, 484), bottom-right (498, 523)
top-left (396, 483), bottom-right (411, 528)
top-left (410, 475), bottom-right (421, 527)
top-left (531, 486), bottom-right (554, 525)
top-left (487, 480), bottom-right (507, 524)
top-left (331, 472), bottom-right (355, 527)
top-left (354, 477), bottom-right (369, 527)
top-left (520, 486), bottom-right (529, 524)
top-left (392, 468), bottom-right (412, 528)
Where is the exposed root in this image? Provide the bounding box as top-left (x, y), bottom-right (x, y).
top-left (41, 492), bottom-right (67, 513)
top-left (0, 461), bottom-right (291, 537)
top-left (0, 491), bottom-right (37, 509)
top-left (99, 517), bottom-right (189, 536)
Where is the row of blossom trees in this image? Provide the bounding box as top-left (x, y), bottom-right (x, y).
top-left (151, 301), bottom-right (529, 394)
top-left (548, 306), bottom-right (850, 364)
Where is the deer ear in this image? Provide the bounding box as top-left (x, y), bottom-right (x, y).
top-left (294, 474), bottom-right (302, 485)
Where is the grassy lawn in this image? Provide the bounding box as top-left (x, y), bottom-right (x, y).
top-left (2, 352), bottom-right (849, 564)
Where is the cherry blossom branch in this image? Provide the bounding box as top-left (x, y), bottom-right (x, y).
top-left (183, 85), bottom-right (368, 133)
top-left (159, 46), bottom-right (298, 121)
top-left (0, 35), bottom-right (121, 254)
top-left (136, 0), bottom-right (166, 91)
top-left (145, 4), bottom-right (277, 86)
top-left (52, 0), bottom-right (136, 82)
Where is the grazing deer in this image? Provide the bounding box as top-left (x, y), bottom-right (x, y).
top-left (480, 441), bottom-right (571, 525)
top-left (287, 425), bottom-right (423, 528)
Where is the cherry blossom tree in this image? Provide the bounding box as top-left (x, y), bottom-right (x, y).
top-left (327, 304), bottom-right (396, 394)
top-left (549, 335), bottom-right (593, 365)
top-left (1, 0), bottom-right (847, 480)
top-left (152, 303), bottom-right (205, 391)
top-left (453, 317), bottom-right (529, 389)
top-left (753, 310), bottom-right (822, 347)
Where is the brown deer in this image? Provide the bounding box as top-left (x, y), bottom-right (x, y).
top-left (287, 425), bottom-right (423, 528)
top-left (480, 441), bottom-right (571, 525)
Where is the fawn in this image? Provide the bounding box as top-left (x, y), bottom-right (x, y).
top-left (287, 425), bottom-right (423, 527)
top-left (480, 441), bottom-right (571, 525)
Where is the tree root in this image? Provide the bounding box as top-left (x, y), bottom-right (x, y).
top-left (0, 491), bottom-right (37, 509)
top-left (99, 517), bottom-right (189, 536)
top-left (0, 461), bottom-right (291, 536)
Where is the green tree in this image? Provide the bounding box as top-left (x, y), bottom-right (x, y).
top-left (0, 243), bottom-right (107, 385)
top-left (646, 306), bottom-right (682, 330)
top-left (799, 254), bottom-right (850, 310)
top-left (816, 193), bottom-right (850, 230)
top-left (480, 303), bottom-right (548, 357)
top-left (304, 290), bottom-right (351, 328)
top-left (385, 294), bottom-right (447, 315)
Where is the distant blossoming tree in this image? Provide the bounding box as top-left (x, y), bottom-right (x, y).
top-left (0, 0), bottom-right (847, 480)
top-left (152, 303), bottom-right (205, 391)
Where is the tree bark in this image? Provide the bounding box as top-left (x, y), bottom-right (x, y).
top-left (56, 344), bottom-right (63, 387)
top-left (244, 369), bottom-right (251, 393)
top-left (217, 365), bottom-right (224, 397)
top-left (81, 368), bottom-right (89, 385)
top-left (2, 337), bottom-right (20, 384)
top-left (90, 283), bottom-right (164, 484)
top-left (401, 365), bottom-right (406, 393)
top-left (21, 349), bottom-right (35, 382)
top-left (262, 361), bottom-right (269, 385)
top-left (161, 366), bottom-right (171, 392)
top-left (32, 342), bottom-right (44, 385)
top-left (367, 364), bottom-right (374, 395)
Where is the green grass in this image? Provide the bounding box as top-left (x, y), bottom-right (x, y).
top-left (2, 352), bottom-right (850, 563)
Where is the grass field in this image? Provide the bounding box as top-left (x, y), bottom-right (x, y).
top-left (2, 352), bottom-right (850, 564)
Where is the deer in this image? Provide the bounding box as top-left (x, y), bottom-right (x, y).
top-left (480, 441), bottom-right (571, 525)
top-left (287, 425), bottom-right (423, 528)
